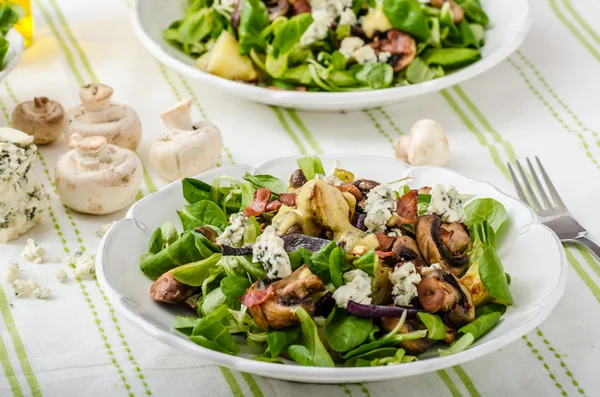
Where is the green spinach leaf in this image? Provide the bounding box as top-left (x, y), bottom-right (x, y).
top-left (459, 312), bottom-right (501, 339)
top-left (417, 312), bottom-right (446, 340)
top-left (148, 221), bottom-right (179, 254)
top-left (288, 345), bottom-right (316, 366)
top-left (353, 249), bottom-right (377, 277)
top-left (182, 178), bottom-right (212, 204)
top-left (221, 275), bottom-right (252, 299)
top-left (464, 198), bottom-right (508, 233)
top-left (140, 232), bottom-right (205, 279)
top-left (475, 302), bottom-right (507, 317)
top-left (329, 247), bottom-right (347, 288)
top-left (422, 47), bottom-right (481, 68)
top-left (242, 172), bottom-right (287, 194)
top-left (479, 246), bottom-right (513, 304)
top-left (178, 200), bottom-right (228, 231)
top-left (382, 0), bottom-right (430, 42)
top-left (344, 347), bottom-right (397, 367)
top-left (296, 307), bottom-right (335, 367)
top-left (340, 330), bottom-right (427, 359)
top-left (191, 305), bottom-right (239, 355)
top-left (324, 308), bottom-right (373, 352)
top-left (238, 0), bottom-right (270, 54)
top-left (438, 333), bottom-right (475, 357)
top-left (271, 13), bottom-right (313, 58)
top-left (406, 57), bottom-right (444, 84)
top-left (455, 0), bottom-right (489, 26)
top-left (264, 327), bottom-right (301, 357)
top-left (173, 316), bottom-right (200, 335)
top-left (355, 62), bottom-right (394, 89)
top-left (297, 155), bottom-right (325, 180)
top-left (172, 253), bottom-right (223, 286)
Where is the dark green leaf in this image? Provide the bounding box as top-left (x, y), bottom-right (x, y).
top-left (355, 62), bottom-right (394, 89)
top-left (382, 0), bottom-right (430, 42)
top-left (0, 6), bottom-right (20, 36)
top-left (329, 247), bottom-right (346, 288)
top-left (148, 221), bottom-right (179, 254)
top-left (324, 308), bottom-right (373, 352)
top-left (242, 172), bottom-right (287, 194)
top-left (344, 347), bottom-right (397, 367)
top-left (459, 312), bottom-right (501, 340)
top-left (297, 155), bottom-right (325, 180)
top-left (464, 198), bottom-right (508, 233)
top-left (178, 8), bottom-right (215, 44)
top-left (271, 13), bottom-right (313, 58)
top-left (182, 178), bottom-right (212, 204)
top-left (264, 327), bottom-right (301, 358)
top-left (220, 276), bottom-right (252, 299)
top-left (353, 249), bottom-right (377, 277)
top-left (201, 288), bottom-right (229, 315)
top-left (438, 333), bottom-right (475, 357)
top-left (475, 302), bottom-right (507, 318)
top-left (177, 200), bottom-right (228, 231)
top-left (308, 241), bottom-right (337, 283)
top-left (289, 247), bottom-right (313, 270)
top-left (191, 305), bottom-right (239, 355)
top-left (340, 330), bottom-right (427, 359)
top-left (238, 0), bottom-right (270, 54)
top-left (422, 47), bottom-right (481, 68)
top-left (479, 246), bottom-right (513, 304)
top-left (406, 57), bottom-right (444, 84)
top-left (455, 0), bottom-right (489, 26)
top-left (288, 345), bottom-right (316, 366)
top-left (234, 256), bottom-right (268, 281)
top-left (173, 316), bottom-right (200, 335)
top-left (459, 20), bottom-right (478, 48)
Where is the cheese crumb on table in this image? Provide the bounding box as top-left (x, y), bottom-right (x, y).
top-left (96, 221), bottom-right (116, 237)
top-left (56, 269), bottom-right (68, 283)
top-left (33, 286), bottom-right (51, 299)
top-left (65, 252), bottom-right (96, 278)
top-left (21, 239), bottom-right (45, 263)
top-left (3, 263), bottom-right (19, 283)
top-left (11, 278), bottom-right (40, 297)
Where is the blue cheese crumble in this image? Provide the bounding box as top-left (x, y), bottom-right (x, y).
top-left (252, 226), bottom-right (292, 279)
top-left (364, 184), bottom-right (396, 233)
top-left (332, 269), bottom-right (372, 308)
top-left (389, 262), bottom-right (421, 306)
top-left (21, 239), bottom-right (45, 263)
top-left (428, 184), bottom-right (466, 223)
top-left (217, 212), bottom-right (247, 248)
top-left (300, 0), bottom-right (353, 46)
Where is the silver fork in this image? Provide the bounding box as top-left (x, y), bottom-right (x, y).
top-left (507, 156), bottom-right (600, 260)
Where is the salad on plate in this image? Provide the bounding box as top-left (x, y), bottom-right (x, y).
top-left (141, 156), bottom-right (512, 367)
top-left (163, 0), bottom-right (490, 91)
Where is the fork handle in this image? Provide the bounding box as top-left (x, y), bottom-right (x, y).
top-left (577, 237), bottom-right (600, 262)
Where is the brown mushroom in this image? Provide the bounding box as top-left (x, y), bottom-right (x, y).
top-left (440, 222), bottom-right (470, 256)
top-left (443, 323), bottom-right (457, 344)
top-left (381, 317), bottom-right (434, 355)
top-left (430, 0), bottom-right (464, 24)
top-left (194, 226), bottom-right (218, 243)
top-left (292, 0), bottom-right (311, 14)
top-left (265, 0), bottom-right (289, 21)
top-left (371, 30), bottom-right (417, 72)
top-left (12, 97), bottom-right (65, 144)
top-left (242, 265), bottom-right (325, 330)
top-left (356, 179), bottom-right (380, 193)
top-left (391, 236), bottom-right (426, 268)
top-left (289, 169), bottom-right (307, 189)
top-left (416, 215), bottom-right (469, 276)
top-left (417, 269), bottom-right (474, 327)
top-left (150, 268), bottom-right (197, 304)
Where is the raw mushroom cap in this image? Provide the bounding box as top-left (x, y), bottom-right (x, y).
top-left (11, 97), bottom-right (65, 145)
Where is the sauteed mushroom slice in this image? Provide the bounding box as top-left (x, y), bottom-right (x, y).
top-left (265, 0), bottom-right (289, 20)
top-left (150, 268), bottom-right (197, 304)
top-left (371, 30), bottom-right (417, 72)
top-left (392, 236), bottom-right (426, 268)
top-left (417, 269), bottom-right (474, 327)
top-left (416, 215), bottom-right (469, 276)
top-left (381, 317), bottom-right (434, 355)
top-left (289, 169), bottom-right (308, 189)
top-left (440, 222), bottom-right (470, 255)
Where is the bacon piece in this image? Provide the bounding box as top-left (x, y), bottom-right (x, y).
top-left (375, 250), bottom-right (397, 260)
top-left (376, 233), bottom-right (396, 251)
top-left (279, 193), bottom-right (296, 206)
top-left (293, 0), bottom-right (311, 14)
top-left (240, 285), bottom-right (274, 308)
top-left (336, 183), bottom-right (362, 201)
top-left (243, 188), bottom-right (272, 217)
top-left (266, 200), bottom-right (283, 212)
top-left (439, 227), bottom-right (455, 247)
top-left (395, 189), bottom-right (419, 225)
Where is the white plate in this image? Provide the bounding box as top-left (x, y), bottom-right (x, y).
top-left (0, 29), bottom-right (24, 82)
top-left (131, 0), bottom-right (532, 111)
top-left (97, 154), bottom-right (566, 383)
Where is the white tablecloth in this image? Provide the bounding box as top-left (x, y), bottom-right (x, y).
top-left (1, 0), bottom-right (600, 396)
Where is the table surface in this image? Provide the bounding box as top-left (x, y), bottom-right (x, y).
top-left (1, 0), bottom-right (600, 396)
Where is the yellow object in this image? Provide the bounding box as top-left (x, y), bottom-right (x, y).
top-left (362, 5), bottom-right (392, 38)
top-left (4, 0), bottom-right (33, 47)
top-left (195, 31), bottom-right (257, 81)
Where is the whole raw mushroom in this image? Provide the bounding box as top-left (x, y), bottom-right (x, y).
top-left (395, 119), bottom-right (450, 166)
top-left (64, 84), bottom-right (142, 150)
top-left (149, 98), bottom-right (223, 182)
top-left (54, 133), bottom-right (143, 214)
top-left (12, 97), bottom-right (65, 144)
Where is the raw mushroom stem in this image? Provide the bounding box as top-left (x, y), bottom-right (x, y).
top-left (161, 98), bottom-right (194, 131)
top-left (79, 84), bottom-right (114, 112)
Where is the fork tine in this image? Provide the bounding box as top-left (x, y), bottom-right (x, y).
top-left (526, 157), bottom-right (553, 209)
top-left (507, 162), bottom-right (528, 204)
top-left (535, 156), bottom-right (566, 209)
top-left (516, 160), bottom-right (542, 212)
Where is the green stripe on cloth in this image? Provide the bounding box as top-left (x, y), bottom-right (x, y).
top-left (522, 336), bottom-right (568, 396)
top-left (0, 288), bottom-right (26, 397)
top-left (286, 109), bottom-right (324, 154)
top-left (437, 370), bottom-right (464, 397)
top-left (565, 248), bottom-right (600, 302)
top-left (506, 58), bottom-right (600, 170)
top-left (241, 373), bottom-right (264, 397)
top-left (535, 329), bottom-right (587, 396)
top-left (34, 0), bottom-right (85, 86)
top-left (363, 109), bottom-right (395, 148)
top-left (47, 0), bottom-right (99, 83)
top-left (36, 152), bottom-right (134, 396)
top-left (562, 0), bottom-right (600, 47)
top-left (142, 165), bottom-right (158, 194)
top-left (272, 107), bottom-right (308, 154)
top-left (219, 367), bottom-right (244, 397)
top-left (547, 0), bottom-right (600, 63)
top-left (452, 366), bottom-right (481, 397)
top-left (377, 107), bottom-right (405, 136)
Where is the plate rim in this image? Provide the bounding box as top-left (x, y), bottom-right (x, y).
top-left (97, 154), bottom-right (567, 383)
top-left (129, 0), bottom-right (533, 107)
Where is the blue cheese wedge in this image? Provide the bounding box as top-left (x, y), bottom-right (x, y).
top-left (216, 213), bottom-right (247, 248)
top-left (0, 128), bottom-right (49, 243)
top-left (364, 184), bottom-right (396, 233)
top-left (332, 269), bottom-right (372, 308)
top-left (427, 184), bottom-right (466, 223)
top-left (389, 262), bottom-right (421, 306)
